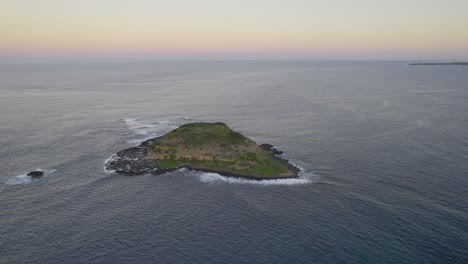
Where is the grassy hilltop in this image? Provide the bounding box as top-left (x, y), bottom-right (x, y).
top-left (148, 122), bottom-right (294, 178)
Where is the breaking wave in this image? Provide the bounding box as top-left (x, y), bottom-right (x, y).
top-left (197, 172), bottom-right (314, 186)
top-left (104, 117), bottom-right (193, 173)
top-left (103, 154), bottom-right (118, 173)
top-left (191, 165), bottom-right (316, 186)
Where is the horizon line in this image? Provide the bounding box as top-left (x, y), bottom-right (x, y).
top-left (1, 58), bottom-right (467, 65)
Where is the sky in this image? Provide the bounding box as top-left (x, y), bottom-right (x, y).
top-left (1, 0), bottom-right (468, 61)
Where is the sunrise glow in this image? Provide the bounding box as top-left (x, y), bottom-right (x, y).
top-left (2, 0), bottom-right (468, 61)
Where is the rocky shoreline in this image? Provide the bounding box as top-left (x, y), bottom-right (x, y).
top-left (105, 138), bottom-right (300, 180)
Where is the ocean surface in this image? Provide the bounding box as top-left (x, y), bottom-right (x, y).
top-left (0, 61), bottom-right (467, 263)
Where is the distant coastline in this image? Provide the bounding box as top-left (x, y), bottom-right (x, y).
top-left (410, 62), bottom-right (468, 66)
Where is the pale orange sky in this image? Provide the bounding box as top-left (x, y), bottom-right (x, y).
top-left (1, 0), bottom-right (468, 61)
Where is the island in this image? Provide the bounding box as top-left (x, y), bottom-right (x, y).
top-left (105, 122), bottom-right (300, 180)
top-left (410, 62), bottom-right (468, 66)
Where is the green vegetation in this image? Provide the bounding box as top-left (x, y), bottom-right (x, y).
top-left (149, 122), bottom-right (293, 177)
top-left (160, 122), bottom-right (247, 147)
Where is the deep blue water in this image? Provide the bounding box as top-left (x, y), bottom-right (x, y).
top-left (0, 61), bottom-right (467, 263)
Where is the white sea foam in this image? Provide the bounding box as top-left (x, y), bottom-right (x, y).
top-left (104, 117), bottom-right (193, 173)
top-left (5, 174), bottom-right (33, 185)
top-left (4, 168), bottom-right (57, 186)
top-left (103, 154), bottom-right (119, 173)
top-left (192, 163), bottom-right (315, 186)
top-left (197, 172), bottom-right (314, 186)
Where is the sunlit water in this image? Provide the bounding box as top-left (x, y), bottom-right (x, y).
top-left (1, 61), bottom-right (467, 263)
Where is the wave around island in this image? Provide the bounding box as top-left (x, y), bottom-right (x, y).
top-left (175, 163), bottom-right (315, 186)
top-left (197, 172), bottom-right (314, 185)
top-left (108, 117), bottom-right (318, 186)
top-left (103, 155), bottom-right (118, 174)
top-left (191, 163), bottom-right (316, 186)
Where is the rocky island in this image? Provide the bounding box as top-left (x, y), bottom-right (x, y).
top-left (105, 122), bottom-right (300, 180)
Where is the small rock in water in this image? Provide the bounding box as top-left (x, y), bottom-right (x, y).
top-left (27, 171), bottom-right (44, 178)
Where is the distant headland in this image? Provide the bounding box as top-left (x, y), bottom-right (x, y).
top-left (105, 122), bottom-right (300, 180)
top-left (410, 62), bottom-right (468, 66)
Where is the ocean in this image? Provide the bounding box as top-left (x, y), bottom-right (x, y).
top-left (0, 61), bottom-right (467, 263)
